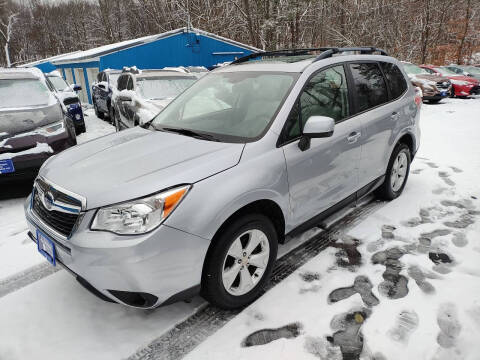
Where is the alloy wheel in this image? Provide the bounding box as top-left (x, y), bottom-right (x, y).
top-left (390, 151), bottom-right (408, 192)
top-left (222, 229), bottom-right (270, 296)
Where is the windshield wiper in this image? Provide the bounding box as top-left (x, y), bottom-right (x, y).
top-left (158, 127), bottom-right (221, 142)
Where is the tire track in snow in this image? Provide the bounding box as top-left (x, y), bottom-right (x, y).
top-left (0, 262), bottom-right (60, 298)
top-left (127, 199), bottom-right (384, 360)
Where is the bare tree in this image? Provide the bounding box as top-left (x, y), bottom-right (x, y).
top-left (0, 2), bottom-right (18, 67)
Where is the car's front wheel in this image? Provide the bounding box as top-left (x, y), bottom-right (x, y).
top-left (376, 143), bottom-right (411, 200)
top-left (201, 214), bottom-right (278, 309)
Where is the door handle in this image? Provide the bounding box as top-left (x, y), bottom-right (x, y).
top-left (347, 131), bottom-right (361, 144)
top-left (391, 112), bottom-right (400, 121)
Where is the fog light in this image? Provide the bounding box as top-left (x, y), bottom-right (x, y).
top-left (75, 114), bottom-right (82, 120)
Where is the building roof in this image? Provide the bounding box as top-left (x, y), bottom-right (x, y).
top-left (50, 27), bottom-right (261, 65)
top-left (22, 51), bottom-right (82, 67)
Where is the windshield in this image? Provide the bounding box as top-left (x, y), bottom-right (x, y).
top-left (136, 76), bottom-right (196, 100)
top-left (463, 66), bottom-right (480, 75)
top-left (435, 67), bottom-right (458, 76)
top-left (402, 63), bottom-right (429, 75)
top-left (0, 79), bottom-right (51, 108)
top-left (151, 71), bottom-right (297, 142)
top-left (48, 76), bottom-right (70, 91)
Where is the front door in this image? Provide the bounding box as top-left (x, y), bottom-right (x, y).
top-left (281, 65), bottom-right (362, 226)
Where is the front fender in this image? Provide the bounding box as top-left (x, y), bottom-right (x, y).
top-left (164, 146), bottom-right (290, 241)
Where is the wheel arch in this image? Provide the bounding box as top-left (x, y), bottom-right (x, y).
top-left (200, 199), bottom-right (286, 287)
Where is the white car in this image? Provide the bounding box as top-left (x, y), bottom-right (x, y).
top-left (112, 68), bottom-right (197, 130)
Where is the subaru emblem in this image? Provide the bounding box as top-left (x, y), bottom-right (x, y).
top-left (42, 191), bottom-right (55, 211)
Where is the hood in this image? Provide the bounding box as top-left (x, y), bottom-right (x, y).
top-left (412, 74), bottom-right (449, 82)
top-left (41, 127), bottom-right (245, 209)
top-left (447, 75), bottom-right (479, 84)
top-left (0, 102), bottom-right (63, 136)
top-left (56, 91), bottom-right (79, 102)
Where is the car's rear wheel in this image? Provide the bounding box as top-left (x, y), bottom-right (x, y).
top-left (376, 143), bottom-right (411, 200)
top-left (201, 214), bottom-right (278, 309)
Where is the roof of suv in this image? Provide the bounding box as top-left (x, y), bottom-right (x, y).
top-left (213, 47), bottom-right (395, 73)
top-left (0, 67), bottom-right (44, 80)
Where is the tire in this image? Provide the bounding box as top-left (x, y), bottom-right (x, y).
top-left (65, 118), bottom-right (77, 146)
top-left (201, 214), bottom-right (278, 309)
top-left (376, 143), bottom-right (411, 200)
top-left (428, 99), bottom-right (442, 104)
top-left (75, 124), bottom-right (86, 135)
top-left (94, 102), bottom-right (104, 119)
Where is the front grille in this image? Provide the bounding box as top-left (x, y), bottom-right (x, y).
top-left (32, 179), bottom-right (82, 237)
top-left (436, 81), bottom-right (450, 90)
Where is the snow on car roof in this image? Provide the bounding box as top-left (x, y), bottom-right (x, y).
top-left (0, 67), bottom-right (44, 80)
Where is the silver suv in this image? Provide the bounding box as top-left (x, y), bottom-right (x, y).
top-left (24, 48), bottom-right (421, 309)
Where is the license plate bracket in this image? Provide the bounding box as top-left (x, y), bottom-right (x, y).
top-left (37, 229), bottom-right (56, 266)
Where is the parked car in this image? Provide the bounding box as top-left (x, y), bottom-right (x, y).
top-left (420, 65), bottom-right (480, 97)
top-left (0, 68), bottom-right (77, 183)
top-left (401, 62), bottom-right (451, 103)
top-left (456, 65), bottom-right (480, 81)
top-left (444, 64), bottom-right (473, 77)
top-left (112, 68), bottom-right (197, 130)
top-left (45, 71), bottom-right (86, 134)
top-left (91, 69), bottom-right (121, 121)
top-left (24, 47), bottom-right (420, 309)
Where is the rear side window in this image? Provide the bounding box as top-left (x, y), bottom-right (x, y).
top-left (117, 75), bottom-right (128, 90)
top-left (380, 62), bottom-right (408, 100)
top-left (349, 63), bottom-right (388, 113)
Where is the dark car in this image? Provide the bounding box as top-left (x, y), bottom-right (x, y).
top-left (91, 69), bottom-right (121, 122)
top-left (45, 71), bottom-right (86, 134)
top-left (0, 68), bottom-right (77, 183)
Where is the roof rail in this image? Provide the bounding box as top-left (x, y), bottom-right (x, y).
top-left (231, 48), bottom-right (336, 65)
top-left (231, 47), bottom-right (389, 65)
top-left (313, 47), bottom-right (389, 62)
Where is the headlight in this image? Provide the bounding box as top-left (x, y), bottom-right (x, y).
top-left (91, 185), bottom-right (191, 235)
top-left (451, 79), bottom-right (470, 86)
top-left (37, 121), bottom-right (65, 136)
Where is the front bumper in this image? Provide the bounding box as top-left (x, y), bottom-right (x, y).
top-left (453, 83), bottom-right (477, 97)
top-left (67, 103), bottom-right (85, 125)
top-left (24, 196), bottom-right (210, 308)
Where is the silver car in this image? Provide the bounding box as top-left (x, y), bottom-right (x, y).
top-left (24, 48), bottom-right (421, 309)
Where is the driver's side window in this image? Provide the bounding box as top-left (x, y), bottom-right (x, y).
top-left (281, 65), bottom-right (350, 143)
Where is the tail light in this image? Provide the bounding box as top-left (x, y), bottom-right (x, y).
top-left (414, 87), bottom-right (423, 108)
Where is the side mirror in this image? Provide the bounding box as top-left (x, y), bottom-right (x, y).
top-left (72, 84), bottom-right (82, 91)
top-left (298, 116), bottom-right (335, 151)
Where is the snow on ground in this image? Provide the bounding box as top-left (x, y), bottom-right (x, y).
top-left (185, 98), bottom-right (480, 360)
top-left (0, 98), bottom-right (479, 360)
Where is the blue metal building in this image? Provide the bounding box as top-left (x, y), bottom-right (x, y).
top-left (27, 27), bottom-right (259, 104)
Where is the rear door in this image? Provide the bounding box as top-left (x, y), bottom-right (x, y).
top-left (281, 64), bottom-right (362, 227)
top-left (350, 61), bottom-right (408, 188)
